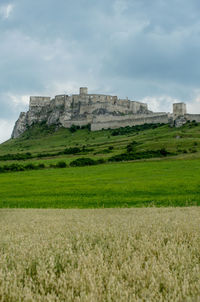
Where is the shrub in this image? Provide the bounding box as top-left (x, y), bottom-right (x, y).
top-left (81, 124), bottom-right (91, 131)
top-left (96, 158), bottom-right (106, 164)
top-left (159, 148), bottom-right (168, 156)
top-left (70, 158), bottom-right (96, 167)
top-left (111, 123), bottom-right (165, 136)
top-left (24, 163), bottom-right (37, 170)
top-left (38, 163), bottom-right (45, 169)
top-left (64, 147), bottom-right (81, 154)
top-left (126, 141), bottom-right (139, 153)
top-left (56, 161), bottom-right (67, 168)
top-left (0, 152), bottom-right (33, 161)
top-left (108, 149), bottom-right (172, 163)
top-left (69, 125), bottom-right (79, 133)
top-left (6, 164), bottom-right (25, 172)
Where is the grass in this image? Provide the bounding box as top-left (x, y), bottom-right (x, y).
top-left (0, 207), bottom-right (199, 301)
top-left (1, 122), bottom-right (200, 208)
top-left (1, 122), bottom-right (200, 160)
top-left (0, 159), bottom-right (200, 208)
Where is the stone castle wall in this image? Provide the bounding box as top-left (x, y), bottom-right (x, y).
top-left (91, 113), bottom-right (169, 131)
top-left (185, 114), bottom-right (200, 123)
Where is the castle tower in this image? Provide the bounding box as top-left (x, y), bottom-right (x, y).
top-left (80, 87), bottom-right (88, 95)
top-left (173, 103), bottom-right (186, 118)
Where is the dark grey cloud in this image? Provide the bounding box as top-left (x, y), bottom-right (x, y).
top-left (1, 0), bottom-right (200, 141)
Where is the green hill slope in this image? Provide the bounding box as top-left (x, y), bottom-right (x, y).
top-left (1, 121), bottom-right (200, 164)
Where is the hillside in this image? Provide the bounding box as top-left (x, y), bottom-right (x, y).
top-left (1, 121), bottom-right (200, 163)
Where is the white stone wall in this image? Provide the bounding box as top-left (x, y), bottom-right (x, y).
top-left (185, 114), bottom-right (200, 122)
top-left (91, 113), bottom-right (169, 131)
top-left (29, 96), bottom-right (51, 108)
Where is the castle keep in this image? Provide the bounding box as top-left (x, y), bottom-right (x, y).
top-left (11, 87), bottom-right (200, 138)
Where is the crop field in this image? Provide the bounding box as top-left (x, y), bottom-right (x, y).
top-left (0, 207), bottom-right (199, 301)
top-left (0, 159), bottom-right (200, 208)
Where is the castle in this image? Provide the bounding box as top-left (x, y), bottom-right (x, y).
top-left (11, 87), bottom-right (200, 138)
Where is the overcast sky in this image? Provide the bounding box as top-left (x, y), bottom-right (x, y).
top-left (1, 0), bottom-right (200, 143)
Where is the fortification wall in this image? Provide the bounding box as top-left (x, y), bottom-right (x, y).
top-left (71, 94), bottom-right (149, 117)
top-left (185, 114), bottom-right (200, 122)
top-left (91, 113), bottom-right (169, 131)
top-left (29, 96), bottom-right (51, 108)
top-left (60, 118), bottom-right (92, 128)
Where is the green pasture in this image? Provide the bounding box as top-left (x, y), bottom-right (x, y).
top-left (1, 122), bottom-right (200, 159)
top-left (0, 159), bottom-right (200, 208)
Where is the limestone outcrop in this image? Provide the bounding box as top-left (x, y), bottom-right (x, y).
top-left (11, 87), bottom-right (200, 138)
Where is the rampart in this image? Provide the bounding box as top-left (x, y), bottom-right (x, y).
top-left (185, 114), bottom-right (200, 123)
top-left (91, 113), bottom-right (169, 131)
top-left (30, 96), bottom-right (51, 107)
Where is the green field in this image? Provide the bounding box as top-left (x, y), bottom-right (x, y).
top-left (0, 159), bottom-right (200, 208)
top-left (1, 122), bottom-right (200, 208)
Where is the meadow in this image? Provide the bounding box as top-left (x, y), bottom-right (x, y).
top-left (0, 207), bottom-right (199, 301)
top-left (0, 159), bottom-right (200, 208)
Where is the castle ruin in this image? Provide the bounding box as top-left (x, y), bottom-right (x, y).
top-left (11, 87), bottom-right (200, 138)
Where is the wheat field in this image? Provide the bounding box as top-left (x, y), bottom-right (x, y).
top-left (0, 208), bottom-right (200, 301)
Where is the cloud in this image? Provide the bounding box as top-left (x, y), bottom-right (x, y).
top-left (138, 96), bottom-right (181, 113)
top-left (0, 3), bottom-right (14, 19)
top-left (187, 93), bottom-right (200, 114)
top-left (0, 119), bottom-right (14, 143)
top-left (1, 0), bottom-right (200, 143)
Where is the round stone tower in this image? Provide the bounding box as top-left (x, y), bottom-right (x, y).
top-left (173, 103), bottom-right (186, 118)
top-left (80, 87), bottom-right (88, 95)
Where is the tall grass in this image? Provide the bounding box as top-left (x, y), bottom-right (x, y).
top-left (0, 208), bottom-right (199, 301)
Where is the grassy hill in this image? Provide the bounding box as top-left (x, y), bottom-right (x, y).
top-left (1, 121), bottom-right (200, 208)
top-left (1, 121), bottom-right (200, 162)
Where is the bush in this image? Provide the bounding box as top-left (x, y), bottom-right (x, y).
top-left (96, 158), bottom-right (106, 164)
top-left (159, 148), bottom-right (168, 156)
top-left (108, 149), bottom-right (172, 163)
top-left (38, 163), bottom-right (45, 169)
top-left (64, 147), bottom-right (81, 154)
top-left (0, 152), bottom-right (33, 161)
top-left (111, 123), bottom-right (165, 136)
top-left (70, 158), bottom-right (96, 167)
top-left (69, 125), bottom-right (80, 133)
top-left (24, 163), bottom-right (37, 170)
top-left (3, 163), bottom-right (25, 172)
top-left (56, 161), bottom-right (67, 168)
top-left (126, 141), bottom-right (139, 153)
top-left (81, 124), bottom-right (91, 131)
